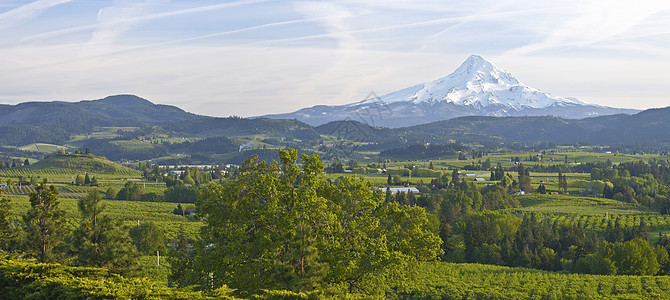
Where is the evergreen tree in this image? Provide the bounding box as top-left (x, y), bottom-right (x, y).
top-left (482, 158), bottom-right (492, 170)
top-left (105, 187), bottom-right (117, 199)
top-left (558, 173), bottom-right (568, 193)
top-left (0, 190), bottom-right (17, 252)
top-left (84, 173), bottom-right (91, 185)
top-left (129, 221), bottom-right (166, 255)
top-left (23, 158), bottom-right (30, 166)
top-left (451, 169), bottom-right (460, 187)
top-left (168, 226), bottom-right (202, 287)
top-left (182, 174), bottom-right (195, 185)
top-left (518, 163), bottom-right (532, 192)
top-left (71, 190), bottom-right (139, 275)
top-left (23, 180), bottom-right (68, 263)
top-left (494, 163), bottom-right (505, 181)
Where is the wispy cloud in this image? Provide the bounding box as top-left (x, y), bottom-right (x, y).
top-left (21, 0), bottom-right (271, 43)
top-left (0, 0), bottom-right (72, 30)
top-left (505, 0), bottom-right (670, 55)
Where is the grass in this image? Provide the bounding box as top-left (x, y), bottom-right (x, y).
top-left (4, 195), bottom-right (200, 242)
top-left (513, 194), bottom-right (651, 216)
top-left (17, 143), bottom-right (65, 153)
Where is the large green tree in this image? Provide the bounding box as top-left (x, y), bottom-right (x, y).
top-left (23, 180), bottom-right (68, 263)
top-left (71, 190), bottom-right (139, 275)
top-left (129, 221), bottom-right (166, 255)
top-left (196, 149), bottom-right (442, 295)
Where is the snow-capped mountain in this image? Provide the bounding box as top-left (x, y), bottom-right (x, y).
top-left (262, 55), bottom-right (638, 128)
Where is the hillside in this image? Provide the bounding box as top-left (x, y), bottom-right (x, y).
top-left (21, 153), bottom-right (140, 175)
top-left (0, 95), bottom-right (200, 146)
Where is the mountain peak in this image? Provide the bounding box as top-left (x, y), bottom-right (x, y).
top-left (451, 54), bottom-right (511, 82)
top-left (262, 55), bottom-right (637, 127)
top-left (97, 94), bottom-right (153, 106)
top-left (372, 54), bottom-right (583, 109)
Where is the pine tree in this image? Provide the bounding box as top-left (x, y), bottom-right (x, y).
top-left (84, 173), bottom-right (91, 185)
top-left (558, 172), bottom-right (568, 193)
top-left (23, 180), bottom-right (68, 263)
top-left (72, 190), bottom-right (139, 275)
top-left (0, 190), bottom-right (17, 252)
top-left (105, 187), bottom-right (117, 199)
top-left (168, 226), bottom-right (200, 287)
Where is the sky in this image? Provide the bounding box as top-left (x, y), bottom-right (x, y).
top-left (1, 0), bottom-right (669, 117)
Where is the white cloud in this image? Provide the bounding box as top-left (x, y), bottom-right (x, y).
top-left (0, 0), bottom-right (72, 30)
top-left (506, 0), bottom-right (670, 55)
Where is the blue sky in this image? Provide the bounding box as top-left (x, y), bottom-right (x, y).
top-left (1, 0), bottom-right (669, 117)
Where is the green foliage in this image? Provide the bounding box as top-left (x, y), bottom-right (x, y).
top-left (168, 226), bottom-right (204, 288)
top-left (196, 149), bottom-right (442, 295)
top-left (117, 181), bottom-right (143, 201)
top-left (0, 257), bottom-right (241, 299)
top-left (129, 221), bottom-right (166, 255)
top-left (105, 186), bottom-right (117, 199)
top-left (588, 238), bottom-right (665, 276)
top-left (18, 153), bottom-right (141, 175)
top-left (71, 190), bottom-right (139, 276)
top-left (395, 261), bottom-right (670, 299)
top-left (164, 185), bottom-right (200, 203)
top-left (23, 180), bottom-right (68, 263)
top-left (0, 190), bottom-right (16, 252)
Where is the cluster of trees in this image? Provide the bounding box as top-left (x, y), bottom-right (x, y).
top-left (107, 181), bottom-right (201, 203)
top-left (0, 181), bottom-right (143, 276)
top-left (591, 161), bottom-right (670, 213)
top-left (171, 149), bottom-right (442, 296)
top-left (0, 158), bottom-right (29, 169)
top-left (454, 212), bottom-right (668, 275)
top-left (73, 173), bottom-right (98, 186)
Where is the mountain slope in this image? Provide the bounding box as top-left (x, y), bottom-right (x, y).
top-left (23, 153), bottom-right (140, 175)
top-left (0, 95), bottom-right (198, 127)
top-left (262, 55), bottom-right (638, 127)
top-left (0, 95), bottom-right (201, 146)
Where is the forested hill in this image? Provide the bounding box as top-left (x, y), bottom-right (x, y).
top-left (1, 94), bottom-right (670, 154)
top-left (0, 95), bottom-right (198, 127)
top-left (397, 108), bottom-right (670, 146)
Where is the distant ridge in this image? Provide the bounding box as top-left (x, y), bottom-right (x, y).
top-left (261, 55), bottom-right (638, 127)
top-left (0, 94), bottom-right (199, 127)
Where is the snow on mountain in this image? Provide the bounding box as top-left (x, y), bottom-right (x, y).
top-left (358, 55), bottom-right (586, 109)
top-left (261, 55), bottom-right (638, 128)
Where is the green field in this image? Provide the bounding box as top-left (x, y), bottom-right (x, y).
top-left (17, 143), bottom-right (65, 153)
top-left (398, 261), bottom-right (670, 299)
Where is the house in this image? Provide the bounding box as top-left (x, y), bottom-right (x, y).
top-left (474, 178), bottom-right (485, 182)
top-left (0, 183), bottom-right (7, 189)
top-left (386, 187), bottom-right (420, 194)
